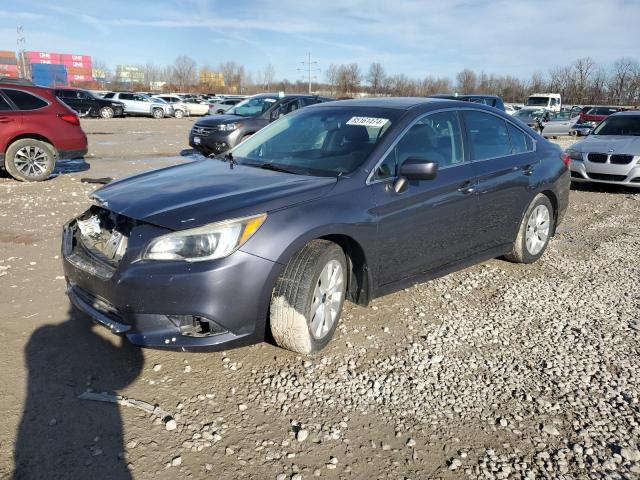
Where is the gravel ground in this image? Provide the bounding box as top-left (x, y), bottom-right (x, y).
top-left (0, 118), bottom-right (638, 479)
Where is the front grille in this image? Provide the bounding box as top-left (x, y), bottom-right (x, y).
top-left (610, 154), bottom-right (634, 165)
top-left (192, 125), bottom-right (214, 136)
top-left (75, 207), bottom-right (134, 268)
top-left (587, 153), bottom-right (607, 163)
top-left (631, 177), bottom-right (640, 183)
top-left (588, 173), bottom-right (627, 182)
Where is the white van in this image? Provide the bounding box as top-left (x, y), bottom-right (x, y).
top-left (526, 93), bottom-right (562, 112)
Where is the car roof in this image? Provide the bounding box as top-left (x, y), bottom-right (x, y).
top-left (611, 110), bottom-right (640, 116)
top-left (319, 97), bottom-right (496, 111)
top-left (430, 93), bottom-right (501, 100)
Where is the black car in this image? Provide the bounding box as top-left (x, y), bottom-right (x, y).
top-left (189, 93), bottom-right (332, 155)
top-left (63, 98), bottom-right (570, 355)
top-left (54, 88), bottom-right (125, 119)
top-left (428, 94), bottom-right (506, 111)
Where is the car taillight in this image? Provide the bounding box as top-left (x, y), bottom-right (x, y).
top-left (58, 113), bottom-right (80, 126)
top-left (560, 152), bottom-right (571, 167)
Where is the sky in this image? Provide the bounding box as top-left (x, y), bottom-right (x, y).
top-left (1, 0), bottom-right (639, 82)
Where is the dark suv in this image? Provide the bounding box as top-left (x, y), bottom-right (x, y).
top-left (189, 93), bottom-right (332, 155)
top-left (63, 98), bottom-right (569, 354)
top-left (54, 88), bottom-right (125, 119)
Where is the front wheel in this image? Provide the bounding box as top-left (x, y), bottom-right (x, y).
top-left (99, 106), bottom-right (114, 119)
top-left (270, 240), bottom-right (347, 354)
top-left (4, 139), bottom-right (56, 182)
top-left (174, 109), bottom-right (184, 119)
top-left (152, 108), bottom-right (164, 119)
top-left (505, 194), bottom-right (554, 264)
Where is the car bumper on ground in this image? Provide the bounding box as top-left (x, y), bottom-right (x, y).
top-left (61, 218), bottom-right (279, 350)
top-left (570, 157), bottom-right (640, 187)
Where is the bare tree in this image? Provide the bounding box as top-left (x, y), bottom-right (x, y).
top-left (325, 64), bottom-right (339, 94)
top-left (367, 62), bottom-right (386, 95)
top-left (172, 55), bottom-right (197, 91)
top-left (456, 69), bottom-right (477, 94)
top-left (570, 57), bottom-right (596, 103)
top-left (609, 57), bottom-right (640, 104)
top-left (260, 63), bottom-right (276, 90)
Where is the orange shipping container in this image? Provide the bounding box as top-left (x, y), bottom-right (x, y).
top-left (0, 64), bottom-right (19, 72)
top-left (0, 50), bottom-right (16, 58)
top-left (66, 67), bottom-right (93, 76)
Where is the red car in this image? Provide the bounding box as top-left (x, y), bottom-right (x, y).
top-left (0, 78), bottom-right (87, 181)
top-left (579, 106), bottom-right (624, 125)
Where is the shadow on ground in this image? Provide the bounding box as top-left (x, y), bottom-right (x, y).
top-left (53, 159), bottom-right (91, 176)
top-left (13, 307), bottom-right (144, 479)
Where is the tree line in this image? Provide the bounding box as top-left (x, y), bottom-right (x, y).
top-left (96, 55), bottom-right (640, 106)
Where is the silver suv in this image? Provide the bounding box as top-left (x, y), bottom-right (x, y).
top-left (103, 92), bottom-right (173, 118)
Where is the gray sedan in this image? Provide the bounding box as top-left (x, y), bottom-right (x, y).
top-left (567, 111), bottom-right (640, 188)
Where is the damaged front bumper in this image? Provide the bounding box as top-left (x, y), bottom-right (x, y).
top-left (62, 211), bottom-right (279, 351)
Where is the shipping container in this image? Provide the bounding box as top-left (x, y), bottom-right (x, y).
top-left (0, 56), bottom-right (18, 65)
top-left (31, 63), bottom-right (68, 87)
top-left (66, 67), bottom-right (93, 76)
top-left (62, 61), bottom-right (92, 70)
top-left (69, 74), bottom-right (93, 82)
top-left (26, 51), bottom-right (62, 63)
top-left (0, 64), bottom-right (19, 72)
top-left (0, 71), bottom-right (19, 79)
top-left (61, 54), bottom-right (91, 63)
top-left (0, 50), bottom-right (16, 58)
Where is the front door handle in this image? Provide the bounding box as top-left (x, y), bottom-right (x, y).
top-left (522, 164), bottom-right (536, 176)
top-left (457, 181), bottom-right (475, 194)
top-left (0, 117), bottom-right (13, 123)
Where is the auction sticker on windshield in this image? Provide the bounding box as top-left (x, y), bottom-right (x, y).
top-left (346, 117), bottom-right (389, 128)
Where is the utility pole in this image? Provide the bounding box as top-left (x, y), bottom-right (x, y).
top-left (16, 26), bottom-right (27, 79)
top-left (297, 52), bottom-right (319, 94)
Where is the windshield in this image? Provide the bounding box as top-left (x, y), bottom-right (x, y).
top-left (550, 112), bottom-right (571, 121)
top-left (228, 96), bottom-right (278, 117)
top-left (526, 97), bottom-right (550, 106)
top-left (230, 106), bottom-right (400, 176)
top-left (592, 115), bottom-right (640, 136)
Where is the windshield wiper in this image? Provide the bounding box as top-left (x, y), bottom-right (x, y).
top-left (257, 162), bottom-right (300, 175)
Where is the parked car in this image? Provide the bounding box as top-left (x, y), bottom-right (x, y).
top-left (570, 124), bottom-right (593, 137)
top-left (190, 93), bottom-right (332, 155)
top-left (62, 97), bottom-right (569, 354)
top-left (54, 88), bottom-right (125, 119)
top-left (0, 78), bottom-right (87, 181)
top-left (526, 93), bottom-right (562, 112)
top-left (102, 92), bottom-right (173, 118)
top-left (579, 106), bottom-right (622, 126)
top-left (152, 94), bottom-right (189, 118)
top-left (512, 107), bottom-right (550, 131)
top-left (504, 104), bottom-right (517, 115)
top-left (540, 111), bottom-right (579, 138)
top-left (566, 111), bottom-right (640, 187)
top-left (208, 98), bottom-right (243, 115)
top-left (181, 97), bottom-right (209, 116)
top-left (428, 94), bottom-right (505, 111)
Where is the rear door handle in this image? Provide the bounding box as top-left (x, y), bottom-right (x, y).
top-left (522, 164), bottom-right (536, 176)
top-left (0, 117), bottom-right (13, 123)
top-left (457, 181), bottom-right (476, 194)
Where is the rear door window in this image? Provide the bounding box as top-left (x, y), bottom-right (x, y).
top-left (463, 111), bottom-right (512, 160)
top-left (103, 92), bottom-right (114, 99)
top-left (2, 89), bottom-right (48, 110)
top-left (119, 93), bottom-right (134, 101)
top-left (506, 123), bottom-right (534, 154)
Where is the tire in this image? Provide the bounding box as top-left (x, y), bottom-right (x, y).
top-left (505, 194), bottom-right (555, 264)
top-left (152, 108), bottom-right (164, 119)
top-left (174, 109), bottom-right (184, 119)
top-left (239, 134), bottom-right (252, 143)
top-left (99, 106), bottom-right (114, 119)
top-left (270, 240), bottom-right (347, 354)
top-left (4, 139), bottom-right (56, 182)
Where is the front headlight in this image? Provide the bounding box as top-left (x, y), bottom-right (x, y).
top-left (566, 149), bottom-right (583, 161)
top-left (143, 214), bottom-right (266, 262)
top-left (218, 123), bottom-right (240, 132)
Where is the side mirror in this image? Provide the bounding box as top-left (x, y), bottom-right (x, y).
top-left (393, 158), bottom-right (439, 193)
top-left (270, 107), bottom-right (282, 121)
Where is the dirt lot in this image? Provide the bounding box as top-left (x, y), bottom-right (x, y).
top-left (0, 118), bottom-right (638, 479)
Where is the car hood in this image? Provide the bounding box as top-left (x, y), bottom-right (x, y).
top-left (573, 135), bottom-right (640, 155)
top-left (196, 114), bottom-right (250, 126)
top-left (91, 160), bottom-right (337, 230)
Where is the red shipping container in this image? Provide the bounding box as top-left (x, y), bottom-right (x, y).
top-left (61, 54), bottom-right (91, 63)
top-left (70, 74), bottom-right (93, 82)
top-left (28, 59), bottom-right (53, 65)
top-left (1, 71), bottom-right (19, 78)
top-left (66, 67), bottom-right (93, 76)
top-left (0, 64), bottom-right (19, 72)
top-left (62, 60), bottom-right (92, 70)
top-left (27, 51), bottom-right (62, 63)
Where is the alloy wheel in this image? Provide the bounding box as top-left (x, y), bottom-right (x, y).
top-left (525, 204), bottom-right (551, 255)
top-left (13, 146), bottom-right (50, 178)
top-left (310, 259), bottom-right (344, 339)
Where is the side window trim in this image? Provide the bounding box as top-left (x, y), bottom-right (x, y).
top-left (367, 108), bottom-right (467, 185)
top-left (459, 108), bottom-right (536, 163)
top-left (0, 90), bottom-right (15, 111)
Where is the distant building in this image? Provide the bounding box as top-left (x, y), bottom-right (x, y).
top-left (115, 65), bottom-right (144, 84)
top-left (200, 70), bottom-right (225, 90)
top-left (150, 81), bottom-right (166, 91)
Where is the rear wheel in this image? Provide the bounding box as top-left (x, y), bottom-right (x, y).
top-left (270, 240), bottom-right (347, 354)
top-left (4, 139), bottom-right (56, 182)
top-left (505, 194), bottom-right (554, 264)
top-left (152, 108), bottom-right (164, 119)
top-left (99, 106), bottom-right (114, 119)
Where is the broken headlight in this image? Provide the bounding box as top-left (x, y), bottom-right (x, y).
top-left (142, 214), bottom-right (266, 262)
